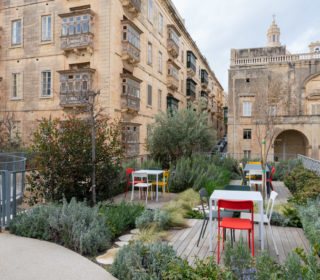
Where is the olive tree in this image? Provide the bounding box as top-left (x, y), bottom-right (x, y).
top-left (146, 107), bottom-right (217, 168)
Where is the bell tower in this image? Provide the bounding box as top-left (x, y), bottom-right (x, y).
top-left (267, 15), bottom-right (281, 47)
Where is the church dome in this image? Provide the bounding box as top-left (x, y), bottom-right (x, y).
top-left (267, 16), bottom-right (281, 47)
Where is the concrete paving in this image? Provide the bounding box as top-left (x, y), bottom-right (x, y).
top-left (0, 233), bottom-right (117, 280)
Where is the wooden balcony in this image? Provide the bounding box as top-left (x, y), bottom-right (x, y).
top-left (122, 41), bottom-right (140, 65)
top-left (121, 95), bottom-right (140, 112)
top-left (167, 39), bottom-right (179, 58)
top-left (167, 25), bottom-right (180, 59)
top-left (121, 73), bottom-right (141, 112)
top-left (61, 33), bottom-right (94, 51)
top-left (120, 0), bottom-right (141, 16)
top-left (167, 75), bottom-right (179, 91)
top-left (126, 143), bottom-right (140, 155)
top-left (58, 68), bottom-right (95, 107)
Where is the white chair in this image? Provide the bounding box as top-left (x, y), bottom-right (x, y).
top-left (248, 170), bottom-right (263, 191)
top-left (131, 172), bottom-right (152, 204)
top-left (240, 191), bottom-right (279, 255)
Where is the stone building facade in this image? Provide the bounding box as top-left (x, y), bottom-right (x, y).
top-left (0, 0), bottom-right (224, 155)
top-left (228, 19), bottom-right (320, 160)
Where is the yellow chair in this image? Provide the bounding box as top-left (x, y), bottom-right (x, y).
top-left (152, 170), bottom-right (170, 201)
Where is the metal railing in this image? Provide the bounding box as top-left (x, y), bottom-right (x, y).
top-left (0, 154), bottom-right (26, 228)
top-left (298, 154), bottom-right (320, 175)
top-left (225, 152), bottom-right (297, 162)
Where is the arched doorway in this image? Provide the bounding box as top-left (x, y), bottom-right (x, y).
top-left (274, 130), bottom-right (308, 161)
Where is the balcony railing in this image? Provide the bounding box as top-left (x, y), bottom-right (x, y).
top-left (187, 62), bottom-right (196, 77)
top-left (232, 52), bottom-right (320, 66)
top-left (121, 95), bottom-right (140, 111)
top-left (58, 69), bottom-right (95, 107)
top-left (126, 143), bottom-right (140, 155)
top-left (122, 41), bottom-right (140, 64)
top-left (120, 0), bottom-right (141, 15)
top-left (167, 75), bottom-right (179, 91)
top-left (61, 33), bottom-right (93, 50)
top-left (167, 39), bottom-right (179, 58)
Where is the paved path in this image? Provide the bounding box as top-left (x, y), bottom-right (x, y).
top-left (0, 233), bottom-right (117, 280)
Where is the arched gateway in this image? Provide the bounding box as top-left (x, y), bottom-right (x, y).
top-left (274, 130), bottom-right (309, 161)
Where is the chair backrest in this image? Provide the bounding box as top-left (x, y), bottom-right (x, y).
top-left (126, 168), bottom-right (134, 182)
top-left (269, 167), bottom-right (275, 181)
top-left (163, 170), bottom-right (170, 182)
top-left (132, 172), bottom-right (148, 183)
top-left (248, 161), bottom-right (261, 164)
top-left (224, 185), bottom-right (250, 191)
top-left (265, 191), bottom-right (278, 221)
top-left (218, 199), bottom-right (254, 224)
top-left (199, 188), bottom-right (209, 216)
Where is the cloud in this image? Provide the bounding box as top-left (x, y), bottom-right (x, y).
top-left (172, 0), bottom-right (320, 91)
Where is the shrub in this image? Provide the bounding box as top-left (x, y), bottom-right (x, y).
top-left (168, 154), bottom-right (231, 193)
top-left (135, 208), bottom-right (170, 231)
top-left (111, 241), bottom-right (178, 280)
top-left (10, 198), bottom-right (111, 255)
top-left (27, 117), bottom-right (123, 204)
top-left (100, 200), bottom-right (145, 239)
top-left (146, 108), bottom-right (216, 168)
top-left (284, 166), bottom-right (320, 204)
top-left (296, 196), bottom-right (320, 249)
top-left (272, 159), bottom-right (301, 181)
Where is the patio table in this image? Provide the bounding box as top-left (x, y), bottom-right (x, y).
top-left (209, 190), bottom-right (264, 251)
top-left (133, 169), bottom-right (164, 201)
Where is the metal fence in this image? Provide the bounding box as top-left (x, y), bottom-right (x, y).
top-left (0, 153), bottom-right (26, 228)
top-left (225, 153), bottom-right (298, 162)
top-left (298, 154), bottom-right (320, 175)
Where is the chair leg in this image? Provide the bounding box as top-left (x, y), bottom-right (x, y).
top-left (131, 183), bottom-right (135, 201)
top-left (202, 218), bottom-right (209, 238)
top-left (125, 181), bottom-right (130, 198)
top-left (252, 227), bottom-right (254, 258)
top-left (197, 218), bottom-right (206, 247)
top-left (162, 186), bottom-right (167, 201)
top-left (223, 227), bottom-right (225, 250)
top-left (268, 221), bottom-right (279, 255)
top-left (217, 226), bottom-right (221, 264)
top-left (248, 230), bottom-right (251, 249)
top-left (146, 187), bottom-right (148, 204)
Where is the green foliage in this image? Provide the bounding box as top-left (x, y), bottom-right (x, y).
top-left (185, 209), bottom-right (204, 219)
top-left (27, 117), bottom-right (123, 204)
top-left (296, 196), bottom-right (320, 249)
top-left (271, 159), bottom-right (301, 181)
top-left (284, 166), bottom-right (320, 204)
top-left (111, 241), bottom-right (178, 280)
top-left (146, 108), bottom-right (216, 168)
top-left (10, 198), bottom-right (111, 255)
top-left (135, 208), bottom-right (170, 231)
top-left (168, 154), bottom-right (231, 194)
top-left (100, 200), bottom-right (145, 239)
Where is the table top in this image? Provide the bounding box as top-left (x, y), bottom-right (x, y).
top-left (244, 163), bottom-right (270, 172)
top-left (135, 169), bottom-right (164, 175)
top-left (210, 190), bottom-right (263, 202)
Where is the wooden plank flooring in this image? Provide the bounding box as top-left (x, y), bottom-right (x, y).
top-left (169, 182), bottom-right (309, 264)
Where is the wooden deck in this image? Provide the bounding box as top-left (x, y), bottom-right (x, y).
top-left (168, 182), bottom-right (309, 265)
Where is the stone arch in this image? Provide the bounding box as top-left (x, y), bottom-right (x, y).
top-left (274, 129), bottom-right (309, 161)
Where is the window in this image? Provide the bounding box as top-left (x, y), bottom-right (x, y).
top-left (122, 23), bottom-right (140, 49)
top-left (273, 34), bottom-right (275, 42)
top-left (61, 14), bottom-right (92, 36)
top-left (243, 129), bottom-right (252, 140)
top-left (148, 43), bottom-right (152, 65)
top-left (41, 71), bottom-right (52, 97)
top-left (158, 90), bottom-right (162, 110)
top-left (41, 15), bottom-right (52, 41)
top-left (181, 79), bottom-right (184, 93)
top-left (147, 84), bottom-right (152, 106)
top-left (148, 0), bottom-right (153, 23)
top-left (158, 52), bottom-right (162, 73)
top-left (243, 102), bottom-right (252, 117)
top-left (311, 103), bottom-right (320, 115)
top-left (158, 13), bottom-right (163, 34)
top-left (11, 73), bottom-right (22, 98)
top-left (243, 150), bottom-right (251, 159)
top-left (12, 20), bottom-right (22, 45)
top-left (181, 50), bottom-right (184, 63)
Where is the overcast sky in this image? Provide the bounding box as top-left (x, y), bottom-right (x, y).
top-left (172, 0), bottom-right (320, 91)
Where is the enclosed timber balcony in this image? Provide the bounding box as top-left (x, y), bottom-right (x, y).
top-left (187, 51), bottom-right (197, 77)
top-left (122, 123), bottom-right (140, 155)
top-left (59, 9), bottom-right (94, 52)
top-left (58, 68), bottom-right (95, 107)
top-left (121, 73), bottom-right (141, 113)
top-left (120, 0), bottom-right (141, 16)
top-left (121, 19), bottom-right (142, 65)
top-left (186, 78), bottom-right (197, 100)
top-left (200, 91), bottom-right (208, 108)
top-left (167, 25), bottom-right (180, 59)
top-left (167, 60), bottom-right (180, 91)
top-left (201, 69), bottom-right (209, 88)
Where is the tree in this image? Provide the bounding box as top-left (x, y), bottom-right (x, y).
top-left (0, 112), bottom-right (22, 152)
top-left (252, 73), bottom-right (288, 199)
top-left (146, 107), bottom-right (217, 168)
top-left (27, 116), bottom-right (124, 205)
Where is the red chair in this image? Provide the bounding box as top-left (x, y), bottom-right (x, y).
top-left (266, 167), bottom-right (275, 191)
top-left (125, 168), bottom-right (146, 198)
top-left (217, 199), bottom-right (254, 264)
